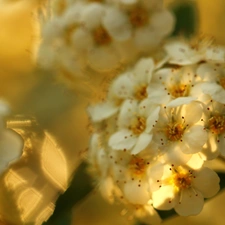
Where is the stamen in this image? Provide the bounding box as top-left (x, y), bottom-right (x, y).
top-left (208, 114), bottom-right (225, 135)
top-left (93, 26), bottom-right (111, 45)
top-left (129, 7), bottom-right (149, 28)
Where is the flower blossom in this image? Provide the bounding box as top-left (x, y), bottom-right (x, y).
top-left (152, 102), bottom-right (207, 165)
top-left (109, 99), bottom-right (160, 154)
top-left (88, 57), bottom-right (155, 122)
top-left (150, 163), bottom-right (220, 216)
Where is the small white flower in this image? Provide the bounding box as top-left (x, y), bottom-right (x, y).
top-left (150, 163), bottom-right (220, 216)
top-left (152, 102), bottom-right (207, 164)
top-left (164, 38), bottom-right (225, 66)
top-left (88, 58), bottom-right (155, 122)
top-left (149, 65), bottom-right (204, 106)
top-left (200, 99), bottom-right (225, 159)
top-left (198, 62), bottom-right (225, 104)
top-left (104, 0), bottom-right (175, 52)
top-left (109, 99), bottom-right (160, 154)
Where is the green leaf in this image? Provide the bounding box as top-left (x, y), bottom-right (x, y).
top-left (43, 162), bottom-right (93, 225)
top-left (171, 2), bottom-right (197, 37)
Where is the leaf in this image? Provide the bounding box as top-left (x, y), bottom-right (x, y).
top-left (171, 2), bottom-right (197, 37)
top-left (43, 162), bottom-right (93, 225)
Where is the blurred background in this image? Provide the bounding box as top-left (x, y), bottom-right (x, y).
top-left (0, 0), bottom-right (225, 224)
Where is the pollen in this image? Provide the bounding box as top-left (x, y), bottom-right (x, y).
top-left (208, 114), bottom-right (225, 135)
top-left (219, 77), bottom-right (225, 89)
top-left (169, 84), bottom-right (190, 98)
top-left (130, 116), bottom-right (146, 135)
top-left (173, 173), bottom-right (192, 189)
top-left (165, 123), bottom-right (184, 141)
top-left (129, 156), bottom-right (147, 176)
top-left (93, 26), bottom-right (112, 46)
top-left (129, 7), bottom-right (149, 28)
top-left (135, 85), bottom-right (148, 100)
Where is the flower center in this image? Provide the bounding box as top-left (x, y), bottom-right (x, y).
top-left (130, 116), bottom-right (146, 135)
top-left (135, 85), bottom-right (148, 100)
top-left (173, 173), bottom-right (192, 189)
top-left (208, 115), bottom-right (225, 135)
top-left (129, 7), bottom-right (149, 28)
top-left (93, 26), bottom-right (112, 45)
top-left (219, 77), bottom-right (225, 90)
top-left (169, 84), bottom-right (190, 98)
top-left (129, 156), bottom-right (147, 176)
top-left (165, 123), bottom-right (184, 141)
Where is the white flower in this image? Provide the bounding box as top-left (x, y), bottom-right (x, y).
top-left (88, 58), bottom-right (155, 122)
top-left (164, 38), bottom-right (225, 65)
top-left (149, 65), bottom-right (204, 106)
top-left (103, 0), bottom-right (175, 52)
top-left (109, 99), bottom-right (160, 154)
top-left (150, 163), bottom-right (220, 216)
top-left (152, 102), bottom-right (207, 165)
top-left (198, 62), bottom-right (225, 104)
top-left (200, 99), bottom-right (225, 159)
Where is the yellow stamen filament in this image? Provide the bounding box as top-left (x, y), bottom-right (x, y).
top-left (130, 116), bottom-right (146, 135)
top-left (135, 85), bottom-right (148, 100)
top-left (173, 173), bottom-right (192, 189)
top-left (129, 156), bottom-right (146, 175)
top-left (169, 84), bottom-right (189, 98)
top-left (129, 7), bottom-right (149, 28)
top-left (165, 123), bottom-right (184, 141)
top-left (93, 26), bottom-right (111, 45)
top-left (208, 115), bottom-right (225, 135)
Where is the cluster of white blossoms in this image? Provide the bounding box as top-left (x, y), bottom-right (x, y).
top-left (0, 100), bottom-right (23, 175)
top-left (87, 38), bottom-right (224, 224)
top-left (38, 0), bottom-right (174, 80)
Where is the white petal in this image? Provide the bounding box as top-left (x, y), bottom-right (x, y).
top-left (145, 106), bottom-right (160, 133)
top-left (164, 41), bottom-right (201, 65)
top-left (109, 73), bottom-right (134, 99)
top-left (131, 133), bottom-right (152, 154)
top-left (0, 130), bottom-right (23, 162)
top-left (201, 82), bottom-right (225, 104)
top-left (133, 58), bottom-right (154, 83)
top-left (109, 129), bottom-right (137, 150)
top-left (152, 185), bottom-right (177, 210)
top-left (167, 97), bottom-right (196, 107)
top-left (87, 101), bottom-right (118, 122)
top-left (118, 99), bottom-right (138, 128)
top-left (99, 176), bottom-right (115, 203)
top-left (163, 144), bottom-right (192, 165)
top-left (81, 3), bottom-right (104, 30)
top-left (200, 135), bottom-right (219, 160)
top-left (124, 179), bottom-right (150, 204)
top-left (151, 9), bottom-right (175, 36)
top-left (71, 28), bottom-right (93, 52)
top-left (206, 46), bottom-right (225, 62)
top-left (175, 189), bottom-right (204, 216)
top-left (103, 7), bottom-right (131, 41)
top-left (192, 167), bottom-right (220, 198)
top-left (182, 101), bottom-right (203, 125)
top-left (186, 154), bottom-right (204, 170)
top-left (182, 126), bottom-right (207, 154)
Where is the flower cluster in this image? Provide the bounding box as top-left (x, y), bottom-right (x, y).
top-left (38, 0), bottom-right (174, 80)
top-left (87, 39), bottom-right (223, 224)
